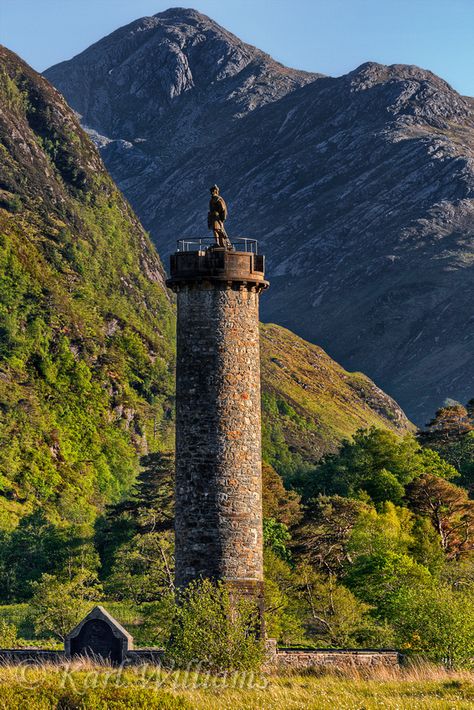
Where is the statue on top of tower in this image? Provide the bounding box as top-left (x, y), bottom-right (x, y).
top-left (208, 185), bottom-right (233, 249)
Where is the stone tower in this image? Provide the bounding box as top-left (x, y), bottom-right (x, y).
top-left (166, 243), bottom-right (268, 618)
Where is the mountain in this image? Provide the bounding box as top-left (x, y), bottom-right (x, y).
top-left (0, 45), bottom-right (411, 529)
top-left (45, 8), bottom-right (474, 424)
top-left (0, 45), bottom-right (175, 527)
top-left (44, 8), bottom-right (317, 158)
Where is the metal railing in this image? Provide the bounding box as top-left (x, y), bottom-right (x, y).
top-left (176, 237), bottom-right (259, 254)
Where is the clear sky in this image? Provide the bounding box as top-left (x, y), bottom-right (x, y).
top-left (1, 0), bottom-right (473, 96)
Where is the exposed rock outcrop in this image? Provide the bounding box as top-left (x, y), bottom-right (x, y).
top-left (45, 9), bottom-right (474, 422)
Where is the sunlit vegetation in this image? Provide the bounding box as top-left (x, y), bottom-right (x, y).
top-left (0, 48), bottom-right (473, 680)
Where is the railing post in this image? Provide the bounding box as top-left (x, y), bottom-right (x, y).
top-left (175, 238), bottom-right (259, 253)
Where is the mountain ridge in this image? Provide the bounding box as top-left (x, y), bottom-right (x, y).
top-left (45, 8), bottom-right (474, 423)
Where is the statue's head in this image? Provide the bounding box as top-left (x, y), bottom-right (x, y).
top-left (210, 184), bottom-right (219, 195)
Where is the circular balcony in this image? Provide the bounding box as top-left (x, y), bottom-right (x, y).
top-left (166, 238), bottom-right (269, 292)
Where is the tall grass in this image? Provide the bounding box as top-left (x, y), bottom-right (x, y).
top-left (0, 659), bottom-right (471, 709)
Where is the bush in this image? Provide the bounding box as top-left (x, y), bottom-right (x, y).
top-left (392, 585), bottom-right (474, 669)
top-left (0, 619), bottom-right (17, 647)
top-left (166, 579), bottom-right (264, 672)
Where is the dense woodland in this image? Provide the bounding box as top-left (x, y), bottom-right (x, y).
top-left (0, 402), bottom-right (473, 668)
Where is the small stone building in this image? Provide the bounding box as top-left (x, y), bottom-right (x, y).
top-left (64, 605), bottom-right (133, 664)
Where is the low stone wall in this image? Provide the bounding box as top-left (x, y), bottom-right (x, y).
top-left (0, 645), bottom-right (400, 671)
top-left (0, 649), bottom-right (63, 664)
top-left (126, 649), bottom-right (165, 665)
top-left (264, 641), bottom-right (400, 672)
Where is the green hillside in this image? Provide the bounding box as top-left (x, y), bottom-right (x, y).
top-left (0, 46), bottom-right (175, 528)
top-left (260, 323), bottom-right (412, 481)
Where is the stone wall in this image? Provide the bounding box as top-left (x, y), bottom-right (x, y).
top-left (0, 646), bottom-right (400, 670)
top-left (0, 649), bottom-right (165, 665)
top-left (174, 281), bottom-right (264, 595)
top-left (264, 640), bottom-right (400, 671)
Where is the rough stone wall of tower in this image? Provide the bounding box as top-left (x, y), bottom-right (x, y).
top-left (174, 282), bottom-right (263, 591)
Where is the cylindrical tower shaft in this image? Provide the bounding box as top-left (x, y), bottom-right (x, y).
top-left (167, 246), bottom-right (268, 609)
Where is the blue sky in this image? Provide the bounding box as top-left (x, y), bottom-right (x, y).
top-left (1, 0), bottom-right (473, 96)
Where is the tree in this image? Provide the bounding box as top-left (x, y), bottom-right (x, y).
top-left (263, 549), bottom-right (306, 644)
top-left (105, 530), bottom-right (174, 603)
top-left (105, 452), bottom-right (174, 534)
top-left (295, 495), bottom-right (369, 575)
top-left (263, 518), bottom-right (291, 562)
top-left (442, 432), bottom-right (474, 494)
top-left (294, 563), bottom-right (388, 647)
top-left (409, 516), bottom-right (445, 576)
top-left (418, 401), bottom-right (474, 494)
top-left (30, 572), bottom-right (102, 641)
top-left (262, 462), bottom-right (302, 526)
top-left (0, 510), bottom-right (99, 602)
top-left (344, 550), bottom-right (432, 619)
top-left (98, 452), bottom-right (174, 579)
top-left (305, 428), bottom-right (457, 505)
top-left (391, 584), bottom-right (474, 669)
top-left (348, 502), bottom-right (415, 559)
top-left (418, 404), bottom-right (472, 449)
top-left (417, 399), bottom-right (474, 495)
top-left (406, 474), bottom-right (474, 559)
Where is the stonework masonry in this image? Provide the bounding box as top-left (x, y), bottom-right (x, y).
top-left (263, 640), bottom-right (401, 671)
top-left (167, 247), bottom-right (268, 610)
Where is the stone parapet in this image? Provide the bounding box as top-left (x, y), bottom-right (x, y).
top-left (167, 248), bottom-right (268, 292)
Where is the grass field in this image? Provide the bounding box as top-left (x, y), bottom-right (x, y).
top-left (0, 661), bottom-right (472, 709)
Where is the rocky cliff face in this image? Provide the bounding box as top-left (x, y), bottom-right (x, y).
top-left (45, 8), bottom-right (474, 423)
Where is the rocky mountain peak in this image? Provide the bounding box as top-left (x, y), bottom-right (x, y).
top-left (346, 61), bottom-right (472, 125)
top-left (45, 13), bottom-right (474, 423)
top-left (45, 7), bottom-right (318, 142)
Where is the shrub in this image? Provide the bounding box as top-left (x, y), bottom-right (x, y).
top-left (0, 619), bottom-right (17, 647)
top-left (29, 572), bottom-right (101, 641)
top-left (392, 584), bottom-right (474, 669)
top-left (166, 579), bottom-right (264, 672)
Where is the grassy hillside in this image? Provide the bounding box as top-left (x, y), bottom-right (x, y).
top-left (260, 323), bottom-right (412, 480)
top-left (0, 46), bottom-right (175, 528)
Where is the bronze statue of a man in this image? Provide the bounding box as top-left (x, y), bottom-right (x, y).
top-left (208, 185), bottom-right (232, 249)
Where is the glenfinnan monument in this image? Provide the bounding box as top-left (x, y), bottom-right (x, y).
top-left (166, 186), bottom-right (269, 627)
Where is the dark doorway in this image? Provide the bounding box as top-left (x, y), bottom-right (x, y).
top-left (70, 619), bottom-right (122, 664)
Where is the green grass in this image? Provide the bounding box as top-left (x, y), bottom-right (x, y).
top-left (0, 662), bottom-right (472, 709)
